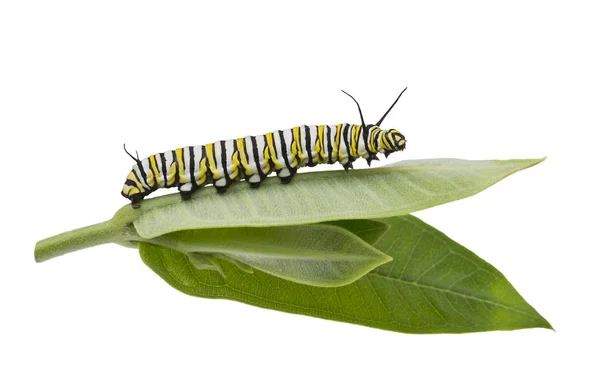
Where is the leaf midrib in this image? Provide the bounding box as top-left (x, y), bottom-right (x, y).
top-left (175, 245), bottom-right (534, 319)
top-left (368, 270), bottom-right (536, 318)
top-left (176, 257), bottom-right (505, 330)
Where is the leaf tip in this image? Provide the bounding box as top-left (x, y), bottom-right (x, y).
top-left (538, 316), bottom-right (554, 332)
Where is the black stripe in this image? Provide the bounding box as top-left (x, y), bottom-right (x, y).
top-left (201, 145), bottom-right (210, 183)
top-left (182, 147), bottom-right (186, 170)
top-left (278, 130), bottom-right (292, 170)
top-left (239, 139), bottom-right (251, 179)
top-left (383, 132), bottom-right (393, 150)
top-left (131, 168), bottom-right (144, 187)
top-left (370, 129), bottom-right (380, 152)
top-left (363, 126), bottom-right (371, 154)
top-left (172, 150), bottom-right (179, 186)
top-left (241, 138), bottom-right (251, 170)
top-left (210, 145), bottom-right (219, 179)
top-left (270, 133), bottom-right (278, 158)
top-left (125, 179), bottom-right (137, 187)
top-left (305, 125), bottom-right (314, 166)
top-left (220, 141), bottom-right (229, 181)
top-left (343, 124), bottom-right (351, 160)
top-left (250, 136), bottom-right (264, 177)
top-left (148, 156), bottom-right (159, 189)
top-left (263, 135), bottom-right (272, 172)
top-left (356, 125), bottom-right (362, 155)
top-left (159, 153), bottom-right (168, 185)
top-left (334, 125), bottom-right (341, 161)
top-left (189, 146), bottom-right (196, 186)
top-left (326, 125), bottom-right (333, 164)
top-left (137, 161), bottom-right (150, 189)
top-left (374, 131), bottom-right (382, 151)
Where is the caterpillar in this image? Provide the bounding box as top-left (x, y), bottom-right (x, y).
top-left (121, 88), bottom-right (408, 208)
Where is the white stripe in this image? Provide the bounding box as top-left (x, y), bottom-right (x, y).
top-left (339, 125), bottom-right (350, 164)
top-left (357, 127), bottom-right (368, 158)
top-left (272, 131), bottom-right (286, 169)
top-left (329, 125), bottom-right (339, 163)
top-left (298, 126), bottom-right (308, 165)
top-left (256, 135), bottom-right (269, 173)
top-left (192, 145), bottom-right (203, 179)
top-left (213, 142), bottom-right (224, 178)
top-left (141, 160), bottom-right (154, 188)
top-left (183, 147), bottom-right (192, 182)
top-left (309, 125), bottom-right (319, 162)
top-left (283, 128), bottom-right (296, 167)
top-left (224, 139), bottom-right (236, 177)
top-left (155, 155), bottom-right (165, 187)
top-left (244, 136), bottom-right (259, 175)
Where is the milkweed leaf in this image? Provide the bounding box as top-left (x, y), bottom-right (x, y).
top-left (35, 158), bottom-right (544, 262)
top-left (140, 215), bottom-right (551, 334)
top-left (147, 223), bottom-right (391, 287)
top-left (131, 158), bottom-right (545, 238)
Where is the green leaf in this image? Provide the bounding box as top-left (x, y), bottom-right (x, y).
top-left (140, 215), bottom-right (551, 334)
top-left (132, 158), bottom-right (545, 238)
top-left (35, 158), bottom-right (543, 262)
top-left (147, 223), bottom-right (392, 287)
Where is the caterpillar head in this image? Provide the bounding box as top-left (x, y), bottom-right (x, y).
top-left (122, 145), bottom-right (150, 208)
top-left (381, 128), bottom-right (406, 152)
top-left (342, 87), bottom-right (408, 153)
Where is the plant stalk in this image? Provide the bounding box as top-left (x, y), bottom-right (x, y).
top-left (34, 219), bottom-right (136, 263)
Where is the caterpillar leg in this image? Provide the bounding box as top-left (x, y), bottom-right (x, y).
top-left (179, 183), bottom-right (195, 200)
top-left (277, 168), bottom-right (297, 184)
top-left (213, 178), bottom-right (231, 194)
top-left (247, 174), bottom-right (263, 189)
top-left (130, 194), bottom-right (144, 209)
top-left (366, 154), bottom-right (379, 167)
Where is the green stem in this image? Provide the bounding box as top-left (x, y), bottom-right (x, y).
top-left (34, 219), bottom-right (137, 263)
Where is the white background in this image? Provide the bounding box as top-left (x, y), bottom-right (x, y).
top-left (1, 1), bottom-right (598, 381)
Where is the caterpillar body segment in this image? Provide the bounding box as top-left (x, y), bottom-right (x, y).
top-left (121, 89), bottom-right (408, 208)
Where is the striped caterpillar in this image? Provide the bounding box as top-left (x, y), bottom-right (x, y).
top-left (121, 88), bottom-right (407, 208)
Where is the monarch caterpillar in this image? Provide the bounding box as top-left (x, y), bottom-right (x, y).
top-left (122, 88), bottom-right (408, 208)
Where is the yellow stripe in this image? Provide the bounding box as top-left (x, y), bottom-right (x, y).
top-left (127, 172), bottom-right (144, 189)
top-left (370, 127), bottom-right (380, 152)
top-left (354, 124), bottom-right (362, 156)
top-left (266, 132), bottom-right (282, 169)
top-left (236, 138), bottom-right (253, 175)
top-left (145, 162), bottom-right (155, 188)
top-left (317, 125), bottom-right (326, 162)
top-left (175, 148), bottom-right (187, 183)
top-left (122, 185), bottom-right (141, 196)
top-left (293, 126), bottom-right (303, 162)
top-left (334, 124), bottom-right (342, 162)
top-left (149, 155), bottom-right (161, 186)
top-left (262, 144), bottom-right (271, 173)
top-left (205, 143), bottom-right (220, 179)
top-left (167, 162), bottom-right (176, 186)
top-left (350, 125), bottom-right (357, 157)
top-left (313, 127), bottom-right (320, 161)
top-left (230, 151), bottom-right (240, 179)
top-left (197, 157), bottom-right (208, 185)
top-left (381, 131), bottom-right (392, 150)
top-left (350, 125), bottom-right (359, 157)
